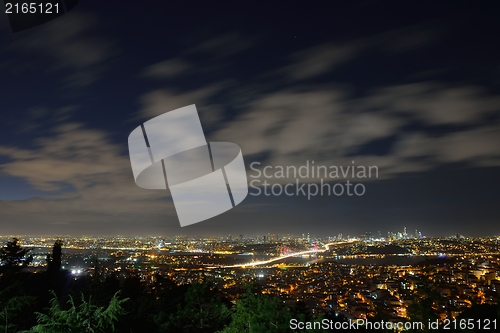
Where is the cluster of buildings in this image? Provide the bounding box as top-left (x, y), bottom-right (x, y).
top-left (246, 258), bottom-right (500, 321)
top-left (1, 234), bottom-right (499, 322)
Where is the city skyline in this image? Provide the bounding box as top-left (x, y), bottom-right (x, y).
top-left (1, 220), bottom-right (498, 331)
top-left (0, 226), bottom-right (496, 240)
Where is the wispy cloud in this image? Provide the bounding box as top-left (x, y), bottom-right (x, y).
top-left (0, 119), bottom-right (179, 234)
top-left (137, 86), bottom-right (227, 131)
top-left (186, 32), bottom-right (255, 58)
top-left (277, 26), bottom-right (438, 81)
top-left (210, 81), bottom-right (500, 181)
top-left (142, 59), bottom-right (191, 79)
top-left (135, 28), bottom-right (500, 184)
top-left (5, 12), bottom-right (118, 87)
top-left (284, 42), bottom-right (362, 80)
top-left (363, 82), bottom-right (500, 125)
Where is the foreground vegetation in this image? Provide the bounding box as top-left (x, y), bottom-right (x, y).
top-left (0, 238), bottom-right (330, 332)
top-left (0, 239), bottom-right (499, 332)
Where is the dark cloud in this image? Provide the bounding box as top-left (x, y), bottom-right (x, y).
top-left (0, 2), bottom-right (499, 236)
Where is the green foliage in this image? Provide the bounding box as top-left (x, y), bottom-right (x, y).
top-left (0, 236), bottom-right (331, 333)
top-left (407, 296), bottom-right (438, 323)
top-left (0, 238), bottom-right (32, 271)
top-left (456, 304), bottom-right (498, 333)
top-left (27, 291), bottom-right (128, 333)
top-left (157, 282), bottom-right (230, 333)
top-left (0, 286), bottom-right (36, 333)
top-left (46, 240), bottom-right (63, 275)
top-left (116, 276), bottom-right (158, 332)
top-left (3, 238), bottom-right (323, 333)
top-left (405, 275), bottom-right (440, 333)
top-left (219, 286), bottom-right (324, 333)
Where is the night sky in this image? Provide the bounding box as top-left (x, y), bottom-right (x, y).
top-left (1, 1), bottom-right (499, 237)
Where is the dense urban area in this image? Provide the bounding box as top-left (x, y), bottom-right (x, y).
top-left (0, 230), bottom-right (499, 332)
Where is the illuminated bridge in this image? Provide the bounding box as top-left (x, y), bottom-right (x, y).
top-left (209, 241), bottom-right (352, 268)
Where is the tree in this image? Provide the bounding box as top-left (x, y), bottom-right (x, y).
top-left (27, 291), bottom-right (127, 333)
top-left (46, 240), bottom-right (64, 297)
top-left (456, 304), bottom-right (498, 333)
top-left (404, 272), bottom-right (441, 333)
top-left (158, 282), bottom-right (230, 333)
top-left (46, 240), bottom-right (63, 276)
top-left (220, 286), bottom-right (325, 333)
top-left (0, 285), bottom-right (35, 333)
top-left (119, 275), bottom-right (164, 333)
top-left (0, 238), bottom-right (32, 272)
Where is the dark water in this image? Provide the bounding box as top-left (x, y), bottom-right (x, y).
top-left (201, 254), bottom-right (435, 266)
top-left (30, 247), bottom-right (439, 267)
top-left (327, 255), bottom-right (438, 266)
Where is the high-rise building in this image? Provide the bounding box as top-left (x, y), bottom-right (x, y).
top-left (157, 239), bottom-right (165, 249)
